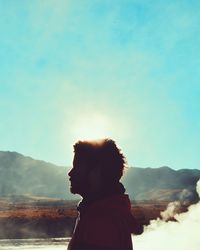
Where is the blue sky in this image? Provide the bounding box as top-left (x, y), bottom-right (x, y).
top-left (0, 0), bottom-right (199, 169)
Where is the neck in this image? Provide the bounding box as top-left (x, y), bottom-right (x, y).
top-left (80, 182), bottom-right (126, 206)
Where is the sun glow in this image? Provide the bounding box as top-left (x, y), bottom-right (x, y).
top-left (71, 114), bottom-right (111, 141)
top-left (63, 112), bottom-right (129, 164)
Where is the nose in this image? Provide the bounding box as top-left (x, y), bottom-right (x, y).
top-left (68, 168), bottom-right (73, 177)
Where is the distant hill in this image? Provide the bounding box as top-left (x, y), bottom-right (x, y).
top-left (122, 166), bottom-right (200, 201)
top-left (0, 151), bottom-right (74, 200)
top-left (0, 151), bottom-right (200, 201)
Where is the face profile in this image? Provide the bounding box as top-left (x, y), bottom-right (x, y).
top-left (68, 154), bottom-right (89, 195)
top-left (68, 138), bottom-right (126, 195)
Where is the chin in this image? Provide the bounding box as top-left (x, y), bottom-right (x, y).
top-left (70, 185), bottom-right (81, 195)
top-left (70, 186), bottom-right (83, 196)
top-left (70, 188), bottom-right (77, 194)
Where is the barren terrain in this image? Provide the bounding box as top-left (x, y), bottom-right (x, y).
top-left (0, 198), bottom-right (191, 239)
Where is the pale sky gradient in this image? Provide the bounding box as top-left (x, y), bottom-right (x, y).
top-left (0, 0), bottom-right (199, 169)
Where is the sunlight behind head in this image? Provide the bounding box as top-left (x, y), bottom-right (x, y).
top-left (64, 112), bottom-right (130, 166)
top-left (71, 114), bottom-right (112, 141)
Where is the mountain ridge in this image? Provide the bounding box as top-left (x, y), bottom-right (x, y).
top-left (0, 151), bottom-right (199, 201)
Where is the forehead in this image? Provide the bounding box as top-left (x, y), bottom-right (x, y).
top-left (73, 153), bottom-right (86, 167)
top-left (73, 153), bottom-right (94, 173)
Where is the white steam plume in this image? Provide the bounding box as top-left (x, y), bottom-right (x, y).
top-left (134, 179), bottom-right (200, 250)
top-left (160, 201), bottom-right (181, 221)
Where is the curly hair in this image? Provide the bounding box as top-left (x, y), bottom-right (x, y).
top-left (73, 138), bottom-right (127, 183)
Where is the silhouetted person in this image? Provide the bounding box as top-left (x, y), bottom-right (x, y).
top-left (67, 139), bottom-right (143, 250)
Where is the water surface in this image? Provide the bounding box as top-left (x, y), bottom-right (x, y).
top-left (0, 238), bottom-right (69, 250)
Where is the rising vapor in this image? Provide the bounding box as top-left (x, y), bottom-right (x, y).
top-left (134, 180), bottom-right (200, 250)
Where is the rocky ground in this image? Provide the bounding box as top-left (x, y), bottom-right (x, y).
top-left (0, 198), bottom-right (190, 239)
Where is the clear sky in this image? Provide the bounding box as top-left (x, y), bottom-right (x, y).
top-left (0, 0), bottom-right (199, 169)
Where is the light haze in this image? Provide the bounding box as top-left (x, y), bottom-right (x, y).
top-left (0, 0), bottom-right (199, 169)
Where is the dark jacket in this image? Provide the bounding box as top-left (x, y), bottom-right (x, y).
top-left (67, 194), bottom-right (143, 250)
